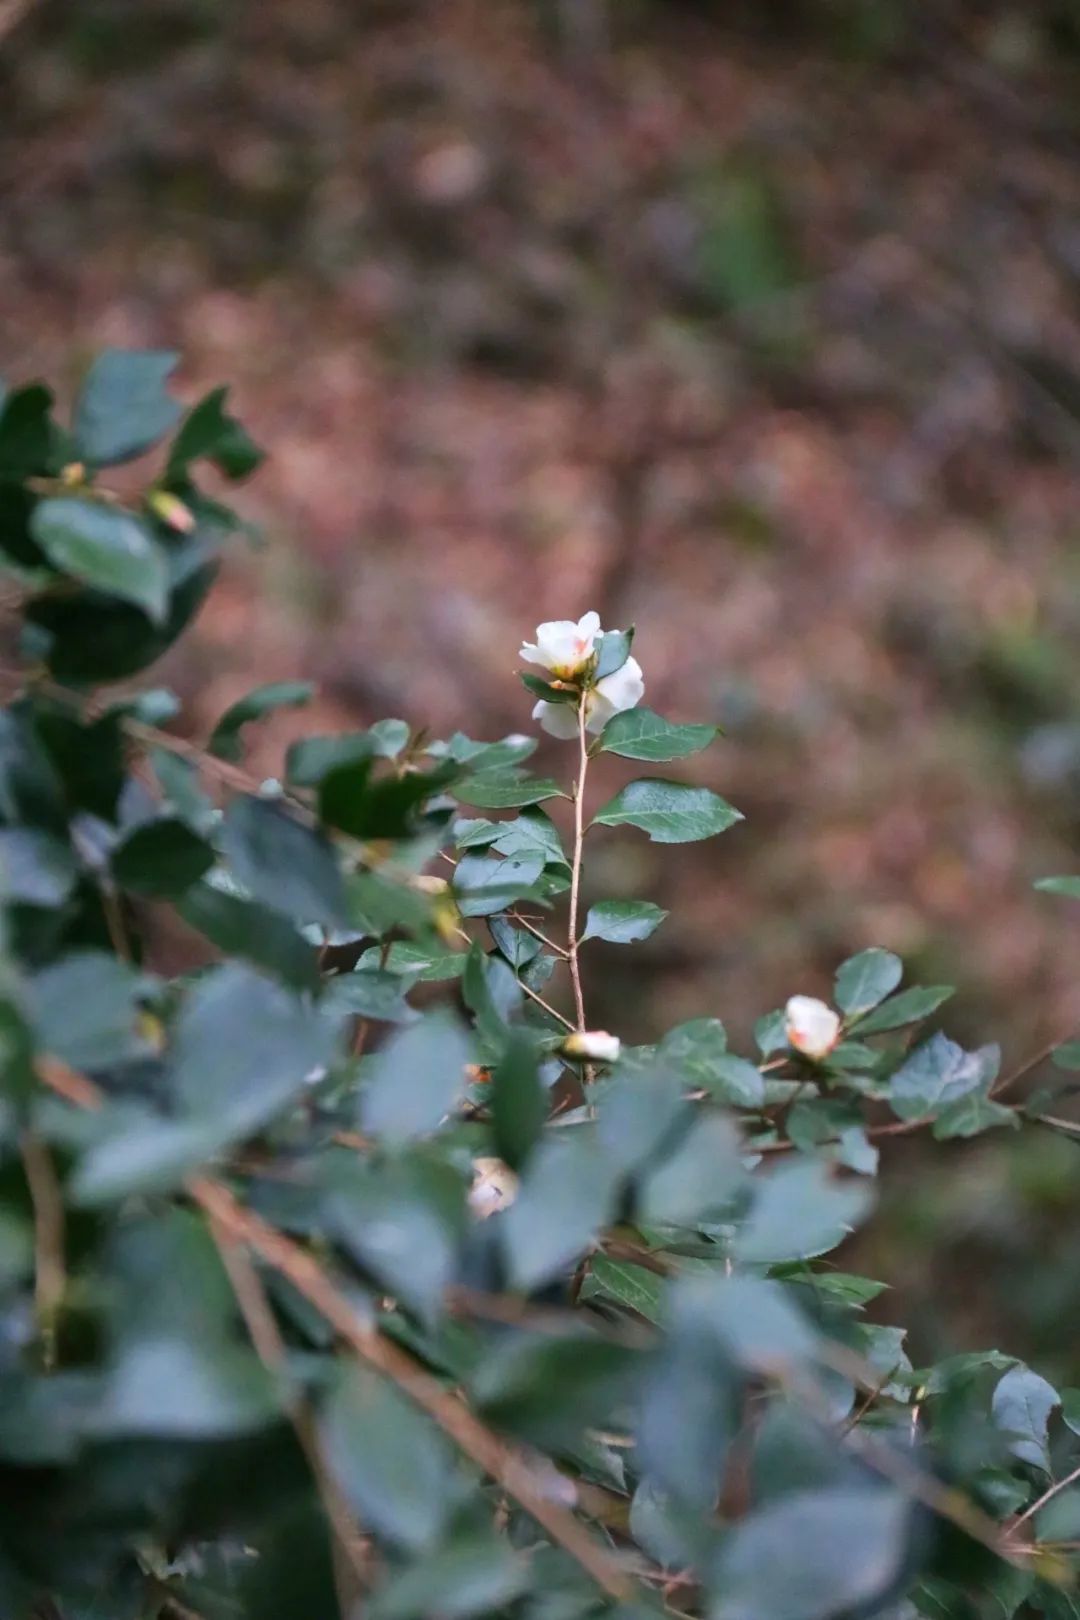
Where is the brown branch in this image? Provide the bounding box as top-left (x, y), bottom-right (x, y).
top-left (20, 1130), bottom-right (64, 1368)
top-left (567, 695), bottom-right (590, 1035)
top-left (33, 1057), bottom-right (633, 1604)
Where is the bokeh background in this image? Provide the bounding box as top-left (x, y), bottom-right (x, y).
top-left (3, 0), bottom-right (1080, 1370)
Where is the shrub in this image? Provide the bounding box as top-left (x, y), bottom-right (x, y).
top-left (0, 350), bottom-right (1076, 1620)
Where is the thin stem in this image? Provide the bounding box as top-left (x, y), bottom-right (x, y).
top-left (511, 913), bottom-right (571, 959)
top-left (21, 1131), bottom-right (64, 1368)
top-left (1009, 1459), bottom-right (1080, 1533)
top-left (567, 694), bottom-right (590, 1034)
top-left (208, 1215), bottom-right (370, 1614)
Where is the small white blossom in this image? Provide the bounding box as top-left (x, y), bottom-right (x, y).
top-left (531, 654), bottom-right (645, 739)
top-left (562, 1029), bottom-right (621, 1063)
top-left (468, 1156), bottom-right (518, 1217)
top-left (784, 995), bottom-right (842, 1060)
top-left (520, 612), bottom-right (601, 680)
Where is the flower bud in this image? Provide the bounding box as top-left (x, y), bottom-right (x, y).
top-left (520, 612), bottom-right (600, 680)
top-left (147, 489), bottom-right (196, 533)
top-left (562, 1029), bottom-right (621, 1064)
top-left (784, 995), bottom-right (842, 1060)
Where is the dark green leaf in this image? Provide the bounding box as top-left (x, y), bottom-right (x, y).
top-left (932, 1093), bottom-right (1018, 1139)
top-left (579, 1254), bottom-right (664, 1323)
top-left (637, 1114), bottom-right (745, 1226)
top-left (849, 984), bottom-right (954, 1036)
top-left (491, 1029), bottom-right (549, 1171)
top-left (581, 900), bottom-right (667, 944)
top-left (321, 1365), bottom-right (453, 1552)
top-left (502, 1132), bottom-right (619, 1292)
top-left (455, 853), bottom-right (545, 918)
top-left (491, 806), bottom-right (569, 868)
top-left (676, 1272), bottom-right (817, 1372)
top-left (73, 349), bottom-right (182, 466)
top-left (489, 914), bottom-right (543, 969)
top-left (171, 963), bottom-right (342, 1134)
top-left (360, 1010), bottom-right (472, 1144)
top-left (455, 772), bottom-right (565, 809)
top-left (112, 817), bottom-right (214, 897)
top-left (462, 944), bottom-right (522, 1049)
top-left (71, 1111), bottom-right (228, 1205)
top-left (599, 708), bottom-right (717, 762)
top-left (592, 779), bottom-right (742, 843)
top-left (166, 385), bottom-right (263, 480)
top-left (834, 948), bottom-right (903, 1018)
top-left (638, 1333), bottom-right (736, 1508)
top-left (992, 1365), bottom-right (1059, 1472)
top-left (207, 680), bottom-right (314, 761)
top-left (0, 826), bottom-right (77, 906)
top-left (888, 1033), bottom-right (1000, 1122)
top-left (96, 1335), bottom-right (279, 1438)
top-left (594, 626), bottom-right (634, 679)
top-left (222, 794), bottom-right (349, 927)
top-left (0, 383), bottom-right (54, 479)
top-left (29, 951), bottom-right (150, 1069)
top-left (660, 1018), bottom-right (765, 1107)
top-left (711, 1486), bottom-right (912, 1620)
top-left (472, 1331), bottom-right (640, 1447)
top-left (178, 882), bottom-right (319, 990)
top-left (734, 1160), bottom-right (873, 1264)
top-left (371, 1533), bottom-right (527, 1620)
top-left (287, 722), bottom-right (409, 787)
top-left (31, 497), bottom-right (169, 621)
top-left (324, 967), bottom-right (416, 1022)
top-left (358, 940), bottom-right (466, 983)
top-left (326, 1156), bottom-right (465, 1322)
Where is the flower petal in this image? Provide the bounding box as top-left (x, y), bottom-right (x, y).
top-left (532, 699), bottom-right (580, 740)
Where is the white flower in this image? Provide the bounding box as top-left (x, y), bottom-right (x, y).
top-left (520, 612), bottom-right (601, 680)
top-left (532, 654), bottom-right (645, 739)
top-left (562, 1030), bottom-right (621, 1063)
top-left (784, 996), bottom-right (842, 1060)
top-left (468, 1156), bottom-right (518, 1217)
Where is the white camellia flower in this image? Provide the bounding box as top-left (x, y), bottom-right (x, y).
top-left (562, 1030), bottom-right (621, 1063)
top-left (520, 612), bottom-right (601, 679)
top-left (531, 654), bottom-right (645, 739)
top-left (468, 1156), bottom-right (519, 1217)
top-left (784, 995), bottom-right (842, 1060)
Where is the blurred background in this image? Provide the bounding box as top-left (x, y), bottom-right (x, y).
top-left (3, 0), bottom-right (1080, 1370)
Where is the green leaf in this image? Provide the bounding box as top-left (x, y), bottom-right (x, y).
top-left (502, 1132), bottom-right (619, 1292)
top-left (0, 383), bottom-right (54, 479)
top-left (1035, 876), bottom-right (1080, 899)
top-left (321, 1365), bottom-right (453, 1552)
top-left (992, 1365), bottom-right (1060, 1472)
top-left (325, 1157), bottom-right (465, 1322)
top-left (358, 940), bottom-right (466, 983)
top-left (96, 1335), bottom-right (279, 1438)
top-left (177, 882), bottom-right (319, 990)
top-left (675, 1272), bottom-right (818, 1372)
top-left (491, 1029), bottom-right (549, 1171)
top-left (638, 1332), bottom-right (736, 1508)
top-left (474, 1330), bottom-right (641, 1453)
top-left (711, 1486), bottom-right (912, 1620)
top-left (221, 794), bottom-right (349, 928)
top-left (932, 1093), bottom-right (1018, 1139)
top-left (491, 806), bottom-right (569, 868)
top-left (594, 625), bottom-right (634, 679)
top-left (0, 826), bottom-right (77, 906)
top-left (29, 951), bottom-right (149, 1070)
top-left (324, 967), bottom-right (416, 1023)
top-left (834, 948), bottom-right (903, 1018)
top-left (592, 778), bottom-right (742, 843)
top-left (581, 900), bottom-right (668, 945)
top-left (849, 983), bottom-right (954, 1036)
top-left (31, 497), bottom-right (170, 622)
top-left (454, 772), bottom-right (565, 809)
top-left (578, 1254), bottom-right (664, 1323)
top-left (660, 1018), bottom-right (765, 1107)
top-left (599, 708), bottom-right (717, 761)
top-left (1061, 1389), bottom-right (1080, 1437)
top-left (207, 680), bottom-right (314, 761)
top-left (372, 1534), bottom-right (528, 1620)
top-left (454, 853), bottom-right (546, 917)
top-left (73, 348), bottom-right (182, 466)
top-left (462, 944), bottom-right (522, 1050)
top-left (637, 1114), bottom-right (746, 1226)
top-left (166, 385), bottom-right (263, 480)
top-left (360, 1010), bottom-right (472, 1144)
top-left (171, 963), bottom-right (342, 1135)
top-left (287, 720), bottom-right (411, 787)
top-left (489, 915), bottom-right (543, 969)
top-left (71, 1112), bottom-right (228, 1206)
top-left (111, 817), bottom-right (214, 898)
top-left (888, 1033), bottom-right (1000, 1122)
top-left (734, 1160), bottom-right (873, 1264)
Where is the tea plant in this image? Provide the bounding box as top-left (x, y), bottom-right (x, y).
top-left (0, 350), bottom-right (1077, 1620)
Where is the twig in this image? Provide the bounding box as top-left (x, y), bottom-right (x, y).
top-left (567, 696), bottom-right (590, 1034)
top-left (511, 913), bottom-right (570, 960)
top-left (32, 1058), bottom-right (633, 1604)
top-left (207, 1214), bottom-right (370, 1613)
top-left (1008, 1460), bottom-right (1080, 1535)
top-left (20, 1131), bottom-right (64, 1368)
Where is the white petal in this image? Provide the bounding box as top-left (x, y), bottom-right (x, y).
top-left (563, 1030), bottom-right (621, 1063)
top-left (519, 642), bottom-right (546, 666)
top-left (532, 699), bottom-right (579, 740)
top-left (584, 689), bottom-right (617, 734)
top-left (577, 611), bottom-right (602, 638)
top-left (784, 995), bottom-right (841, 1060)
top-left (594, 655), bottom-right (645, 716)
